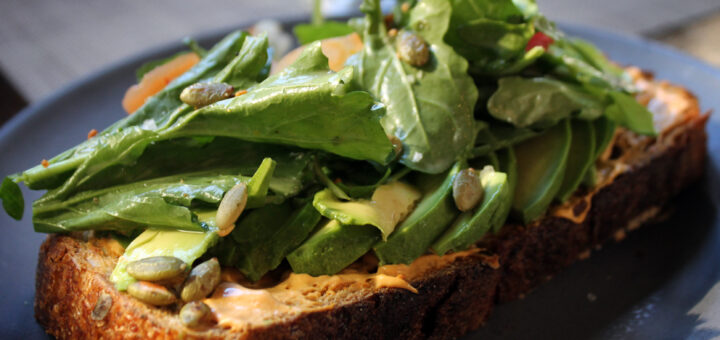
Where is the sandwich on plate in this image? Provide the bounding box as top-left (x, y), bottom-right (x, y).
top-left (0, 0), bottom-right (709, 338)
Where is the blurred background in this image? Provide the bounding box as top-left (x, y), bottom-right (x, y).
top-left (0, 0), bottom-right (719, 125)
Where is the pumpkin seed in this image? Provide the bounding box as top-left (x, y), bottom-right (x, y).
top-left (180, 82), bottom-right (234, 108)
top-left (127, 281), bottom-right (177, 306)
top-left (181, 258), bottom-right (221, 302)
top-left (397, 30), bottom-right (430, 67)
top-left (90, 292), bottom-right (112, 321)
top-left (453, 168), bottom-right (484, 212)
top-left (127, 256), bottom-right (187, 281)
top-left (180, 301), bottom-right (213, 328)
top-left (215, 183), bottom-right (248, 237)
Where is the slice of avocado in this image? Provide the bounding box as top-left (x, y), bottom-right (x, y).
top-left (110, 229), bottom-right (219, 290)
top-left (373, 162), bottom-right (463, 265)
top-left (583, 117), bottom-right (617, 186)
top-left (494, 147), bottom-right (516, 232)
top-left (511, 120), bottom-right (571, 224)
top-left (312, 181), bottom-right (421, 240)
top-left (286, 219), bottom-right (380, 276)
top-left (432, 168), bottom-right (510, 255)
top-left (556, 120), bottom-right (596, 202)
top-left (230, 201), bottom-right (322, 281)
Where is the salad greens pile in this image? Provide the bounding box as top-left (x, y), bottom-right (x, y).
top-left (1, 0), bottom-right (655, 281)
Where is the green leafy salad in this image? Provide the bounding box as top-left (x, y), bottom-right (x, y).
top-left (0, 0), bottom-right (654, 286)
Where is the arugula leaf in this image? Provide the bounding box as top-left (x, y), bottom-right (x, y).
top-left (0, 177), bottom-right (23, 220)
top-left (294, 21), bottom-right (355, 44)
top-left (182, 37), bottom-right (208, 57)
top-left (529, 17), bottom-right (653, 135)
top-left (32, 171), bottom-right (250, 233)
top-left (211, 34), bottom-right (270, 91)
top-left (487, 76), bottom-right (604, 128)
top-left (348, 0), bottom-right (478, 174)
top-left (511, 0), bottom-right (539, 18)
top-left (535, 20), bottom-right (633, 93)
top-left (456, 18), bottom-right (533, 60)
top-left (441, 0), bottom-right (545, 76)
top-left (605, 92), bottom-right (656, 136)
top-left (543, 43), bottom-right (625, 92)
top-left (469, 45), bottom-right (544, 75)
top-left (33, 155), bottom-right (284, 233)
top-left (313, 159), bottom-right (351, 200)
top-left (448, 0), bottom-right (525, 24)
top-left (246, 158), bottom-right (276, 209)
top-left (445, 0), bottom-right (524, 53)
top-left (569, 38), bottom-right (634, 91)
top-left (54, 137), bottom-right (311, 196)
top-left (165, 42), bottom-right (392, 162)
top-left (472, 121), bottom-right (541, 157)
top-left (335, 168), bottom-right (392, 198)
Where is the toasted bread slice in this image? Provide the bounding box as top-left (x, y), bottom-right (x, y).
top-left (34, 72), bottom-right (708, 339)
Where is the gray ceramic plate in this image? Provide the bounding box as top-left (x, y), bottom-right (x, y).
top-left (0, 22), bottom-right (718, 339)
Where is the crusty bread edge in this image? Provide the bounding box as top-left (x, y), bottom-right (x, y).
top-left (35, 112), bottom-right (708, 339)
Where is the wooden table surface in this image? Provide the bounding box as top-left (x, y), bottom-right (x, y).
top-left (0, 0), bottom-right (719, 124)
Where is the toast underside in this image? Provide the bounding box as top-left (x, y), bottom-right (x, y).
top-left (34, 74), bottom-right (709, 339)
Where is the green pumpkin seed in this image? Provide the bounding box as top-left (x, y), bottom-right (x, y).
top-left (127, 256), bottom-right (187, 281)
top-left (181, 258), bottom-right (221, 302)
top-left (180, 82), bottom-right (234, 108)
top-left (453, 168), bottom-right (484, 212)
top-left (127, 281), bottom-right (177, 306)
top-left (397, 30), bottom-right (430, 67)
top-left (180, 301), bottom-right (212, 328)
top-left (216, 183), bottom-right (248, 237)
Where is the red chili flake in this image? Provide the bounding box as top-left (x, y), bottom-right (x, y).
top-left (41, 159), bottom-right (49, 168)
top-left (526, 31), bottom-right (554, 52)
top-left (234, 89), bottom-right (248, 97)
top-left (333, 178), bottom-right (343, 184)
top-left (164, 78), bottom-right (171, 85)
top-left (87, 129), bottom-right (98, 139)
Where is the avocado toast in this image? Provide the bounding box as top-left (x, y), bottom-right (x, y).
top-left (1, 0), bottom-right (710, 339)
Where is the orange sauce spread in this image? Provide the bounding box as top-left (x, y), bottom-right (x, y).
top-left (204, 248), bottom-right (487, 329)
